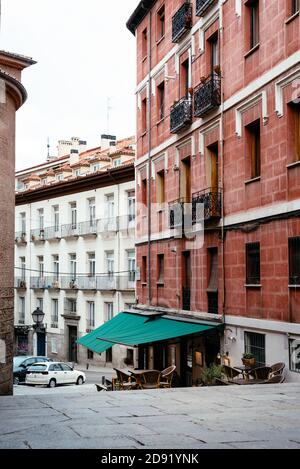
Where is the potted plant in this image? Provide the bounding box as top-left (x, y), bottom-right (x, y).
top-left (201, 364), bottom-right (223, 386)
top-left (242, 353), bottom-right (256, 367)
top-left (200, 76), bottom-right (207, 84)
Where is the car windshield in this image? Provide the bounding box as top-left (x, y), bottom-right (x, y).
top-left (13, 357), bottom-right (28, 367)
top-left (28, 364), bottom-right (47, 371)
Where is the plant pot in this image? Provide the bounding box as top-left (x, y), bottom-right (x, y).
top-left (242, 358), bottom-right (256, 367)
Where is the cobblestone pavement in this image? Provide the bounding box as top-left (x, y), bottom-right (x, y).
top-left (0, 383), bottom-right (300, 449)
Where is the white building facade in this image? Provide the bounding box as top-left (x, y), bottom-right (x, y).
top-left (14, 137), bottom-right (137, 369)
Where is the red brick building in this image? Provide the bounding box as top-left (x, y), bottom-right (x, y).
top-left (127, 0), bottom-right (300, 384)
top-left (0, 50), bottom-right (35, 395)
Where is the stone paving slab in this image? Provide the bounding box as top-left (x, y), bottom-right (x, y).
top-left (0, 383), bottom-right (300, 449)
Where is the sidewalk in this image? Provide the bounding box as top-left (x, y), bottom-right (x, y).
top-left (2, 383), bottom-right (300, 449)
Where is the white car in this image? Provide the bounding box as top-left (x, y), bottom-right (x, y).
top-left (25, 362), bottom-right (86, 388)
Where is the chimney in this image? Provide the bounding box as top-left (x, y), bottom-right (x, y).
top-left (70, 149), bottom-right (79, 165)
top-left (101, 134), bottom-right (117, 151)
top-left (79, 140), bottom-right (87, 153)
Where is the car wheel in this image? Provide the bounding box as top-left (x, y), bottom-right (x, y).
top-left (13, 376), bottom-right (19, 386)
top-left (76, 376), bottom-right (84, 385)
top-left (48, 379), bottom-right (56, 388)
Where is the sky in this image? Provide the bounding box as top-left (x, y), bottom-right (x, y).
top-left (0, 0), bottom-right (138, 170)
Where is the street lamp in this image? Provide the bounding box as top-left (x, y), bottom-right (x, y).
top-left (32, 307), bottom-right (45, 327)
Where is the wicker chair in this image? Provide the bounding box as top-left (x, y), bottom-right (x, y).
top-left (141, 370), bottom-right (161, 389)
top-left (113, 368), bottom-right (137, 390)
top-left (270, 362), bottom-right (285, 376)
top-left (249, 366), bottom-right (272, 380)
top-left (264, 374), bottom-right (285, 384)
top-left (158, 366), bottom-right (176, 388)
top-left (222, 365), bottom-right (243, 381)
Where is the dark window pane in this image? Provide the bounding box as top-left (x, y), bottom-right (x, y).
top-left (289, 237), bottom-right (300, 285)
top-left (246, 242), bottom-right (260, 284)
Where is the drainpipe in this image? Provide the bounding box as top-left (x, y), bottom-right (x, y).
top-left (219, 3), bottom-right (226, 324)
top-left (147, 10), bottom-right (152, 306)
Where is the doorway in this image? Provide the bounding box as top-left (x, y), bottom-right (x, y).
top-left (68, 326), bottom-right (78, 363)
top-left (37, 332), bottom-right (46, 356)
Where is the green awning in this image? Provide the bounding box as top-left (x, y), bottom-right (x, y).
top-left (77, 312), bottom-right (222, 354)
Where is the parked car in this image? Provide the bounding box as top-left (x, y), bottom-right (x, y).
top-left (13, 356), bottom-right (52, 385)
top-left (25, 362), bottom-right (86, 388)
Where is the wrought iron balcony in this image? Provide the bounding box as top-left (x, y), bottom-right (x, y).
top-left (61, 276), bottom-right (79, 290)
top-left (196, 0), bottom-right (216, 17)
top-left (118, 273), bottom-right (136, 291)
top-left (79, 220), bottom-right (98, 237)
top-left (169, 197), bottom-right (194, 232)
top-left (44, 226), bottom-right (61, 241)
top-left (61, 223), bottom-right (80, 238)
top-left (98, 217), bottom-right (118, 233)
top-left (15, 232), bottom-right (27, 245)
top-left (182, 287), bottom-right (191, 311)
top-left (118, 214), bottom-right (135, 232)
top-left (30, 277), bottom-right (47, 290)
top-left (15, 278), bottom-right (27, 289)
top-left (77, 276), bottom-right (97, 291)
top-left (18, 315), bottom-right (25, 325)
top-left (97, 275), bottom-right (118, 291)
top-left (30, 228), bottom-right (46, 243)
top-left (192, 188), bottom-right (222, 222)
top-left (172, 2), bottom-right (192, 43)
top-left (30, 277), bottom-right (60, 290)
top-left (194, 73), bottom-right (221, 117)
top-left (170, 98), bottom-right (192, 133)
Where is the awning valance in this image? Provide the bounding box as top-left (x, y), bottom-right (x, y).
top-left (77, 312), bottom-right (222, 354)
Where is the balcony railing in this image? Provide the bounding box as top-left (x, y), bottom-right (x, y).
top-left (182, 287), bottom-right (191, 311)
top-left (98, 217), bottom-right (118, 233)
top-left (170, 98), bottom-right (192, 133)
top-left (192, 188), bottom-right (222, 222)
top-left (61, 223), bottom-right (80, 238)
top-left (196, 0), bottom-right (216, 16)
top-left (31, 229), bottom-right (46, 242)
top-left (51, 319), bottom-right (58, 329)
top-left (30, 277), bottom-right (60, 289)
top-left (30, 277), bottom-right (47, 289)
top-left (79, 220), bottom-right (98, 237)
top-left (77, 276), bottom-right (97, 290)
top-left (194, 74), bottom-right (221, 117)
top-left (44, 226), bottom-right (61, 241)
top-left (118, 214), bottom-right (135, 231)
top-left (97, 275), bottom-right (118, 291)
top-left (172, 2), bottom-right (192, 43)
top-left (15, 232), bottom-right (27, 244)
top-left (169, 197), bottom-right (192, 230)
top-left (18, 315), bottom-right (25, 325)
top-left (61, 276), bottom-right (79, 290)
top-left (15, 278), bottom-right (27, 289)
top-left (118, 274), bottom-right (136, 291)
